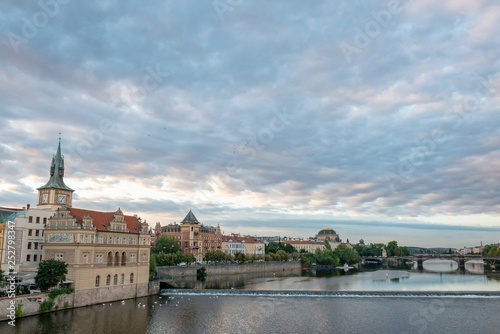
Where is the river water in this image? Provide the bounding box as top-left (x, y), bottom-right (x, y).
top-left (2, 260), bottom-right (500, 334)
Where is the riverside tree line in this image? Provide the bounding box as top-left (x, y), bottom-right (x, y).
top-left (149, 236), bottom-right (412, 274)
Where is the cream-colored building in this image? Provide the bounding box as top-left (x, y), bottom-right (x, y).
top-left (43, 206), bottom-right (151, 306)
top-left (284, 240), bottom-right (324, 253)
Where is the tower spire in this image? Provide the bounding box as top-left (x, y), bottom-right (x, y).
top-left (38, 136), bottom-right (73, 191)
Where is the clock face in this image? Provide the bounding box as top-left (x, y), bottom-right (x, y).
top-left (42, 194), bottom-right (48, 203)
top-left (58, 195), bottom-right (66, 204)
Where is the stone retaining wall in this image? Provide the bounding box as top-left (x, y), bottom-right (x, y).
top-left (157, 261), bottom-right (301, 278)
top-left (0, 292), bottom-right (74, 323)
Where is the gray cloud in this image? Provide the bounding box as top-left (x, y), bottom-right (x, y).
top-left (1, 0), bottom-right (499, 248)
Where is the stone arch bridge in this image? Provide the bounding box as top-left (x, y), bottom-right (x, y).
top-left (362, 255), bottom-right (500, 270)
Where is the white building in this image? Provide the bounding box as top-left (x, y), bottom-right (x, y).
top-left (222, 235), bottom-right (246, 256)
top-left (0, 206), bottom-right (55, 274)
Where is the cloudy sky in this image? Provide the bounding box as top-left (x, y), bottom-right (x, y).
top-left (1, 0), bottom-right (499, 248)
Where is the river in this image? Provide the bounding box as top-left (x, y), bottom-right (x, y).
top-left (2, 260), bottom-right (500, 333)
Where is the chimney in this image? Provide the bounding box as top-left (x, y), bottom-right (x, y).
top-left (27, 204), bottom-right (30, 210)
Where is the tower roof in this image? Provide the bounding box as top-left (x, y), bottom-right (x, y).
top-left (38, 137), bottom-right (73, 191)
top-left (180, 210), bottom-right (200, 224)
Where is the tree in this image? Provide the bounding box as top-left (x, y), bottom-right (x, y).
top-left (35, 259), bottom-right (68, 292)
top-left (152, 236), bottom-right (181, 255)
top-left (282, 243), bottom-right (297, 254)
top-left (234, 252), bottom-right (246, 263)
top-left (0, 269), bottom-right (4, 288)
top-left (386, 241), bottom-right (398, 257)
top-left (185, 253), bottom-right (195, 265)
top-left (149, 253), bottom-right (157, 275)
top-left (334, 244), bottom-right (361, 265)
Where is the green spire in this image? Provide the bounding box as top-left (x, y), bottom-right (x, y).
top-left (38, 136), bottom-right (73, 191)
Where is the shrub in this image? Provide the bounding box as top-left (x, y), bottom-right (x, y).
top-left (39, 299), bottom-right (55, 312)
top-left (15, 303), bottom-right (23, 317)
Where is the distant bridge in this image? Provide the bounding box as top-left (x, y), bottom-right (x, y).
top-left (362, 255), bottom-right (500, 270)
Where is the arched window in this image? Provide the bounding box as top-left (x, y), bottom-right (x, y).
top-left (121, 274), bottom-right (124, 284)
top-left (106, 275), bottom-right (110, 286)
top-left (113, 274), bottom-right (117, 285)
top-left (121, 252), bottom-right (126, 265)
top-left (130, 273), bottom-right (134, 284)
top-left (115, 252), bottom-right (120, 265)
top-left (107, 252), bottom-right (113, 266)
top-left (95, 275), bottom-right (100, 287)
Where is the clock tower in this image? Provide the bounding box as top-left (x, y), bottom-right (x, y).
top-left (37, 136), bottom-right (74, 210)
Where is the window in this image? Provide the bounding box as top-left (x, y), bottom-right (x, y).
top-left (113, 274), bottom-right (117, 285)
top-left (26, 255), bottom-right (31, 261)
top-left (29, 216), bottom-right (33, 223)
top-left (43, 217), bottom-right (47, 225)
top-left (96, 254), bottom-right (103, 264)
top-left (36, 217), bottom-right (40, 224)
top-left (121, 274), bottom-right (124, 285)
top-left (34, 255), bottom-right (38, 261)
top-left (106, 275), bottom-right (110, 286)
top-left (34, 242), bottom-right (38, 250)
top-left (56, 254), bottom-right (63, 261)
top-left (35, 230), bottom-right (40, 236)
top-left (95, 276), bottom-right (100, 287)
top-left (28, 242), bottom-right (32, 249)
top-left (28, 229), bottom-right (32, 236)
top-left (83, 254), bottom-right (88, 264)
top-left (130, 254), bottom-right (136, 263)
top-left (85, 235), bottom-right (88, 243)
top-left (130, 273), bottom-right (134, 284)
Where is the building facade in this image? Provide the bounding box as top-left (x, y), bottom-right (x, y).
top-left (221, 235), bottom-right (246, 256)
top-left (43, 206), bottom-right (151, 306)
top-left (284, 240), bottom-right (325, 253)
top-left (159, 210), bottom-right (222, 262)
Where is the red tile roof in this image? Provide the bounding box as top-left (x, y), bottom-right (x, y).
top-left (284, 240), bottom-right (323, 245)
top-left (69, 207), bottom-right (142, 234)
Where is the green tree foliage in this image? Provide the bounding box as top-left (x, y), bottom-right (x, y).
top-left (393, 246), bottom-right (411, 257)
top-left (234, 252), bottom-right (246, 263)
top-left (35, 259), bottom-right (68, 292)
top-left (152, 236), bottom-right (181, 255)
top-left (386, 241), bottom-right (398, 257)
top-left (149, 253), bottom-right (157, 275)
top-left (185, 253), bottom-right (196, 265)
top-left (205, 250), bottom-right (227, 263)
top-left (333, 244), bottom-right (361, 265)
top-left (282, 243), bottom-right (297, 253)
top-left (486, 245), bottom-right (500, 257)
top-left (0, 269), bottom-right (4, 287)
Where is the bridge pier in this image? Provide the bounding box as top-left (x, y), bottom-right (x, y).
top-left (458, 259), bottom-right (466, 271)
top-left (417, 259), bottom-right (424, 270)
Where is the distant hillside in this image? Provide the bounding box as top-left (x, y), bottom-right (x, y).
top-left (407, 247), bottom-right (457, 254)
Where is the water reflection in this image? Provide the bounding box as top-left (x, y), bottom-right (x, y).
top-left (465, 260), bottom-right (484, 274)
top-left (423, 259), bottom-right (459, 272)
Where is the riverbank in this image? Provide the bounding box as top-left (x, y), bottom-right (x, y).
top-left (0, 282), bottom-right (160, 322)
